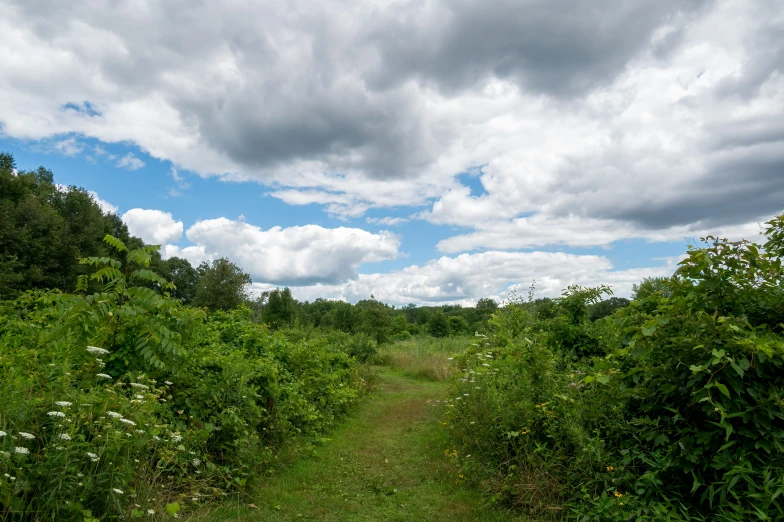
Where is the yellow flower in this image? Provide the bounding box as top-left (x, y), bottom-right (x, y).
top-left (614, 491), bottom-right (623, 498)
top-left (606, 466), bottom-right (615, 472)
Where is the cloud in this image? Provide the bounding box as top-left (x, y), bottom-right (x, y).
top-left (162, 244), bottom-right (212, 267)
top-left (179, 218), bottom-right (401, 285)
top-left (121, 209), bottom-right (183, 245)
top-left (366, 216), bottom-right (410, 226)
top-left (0, 0), bottom-right (781, 248)
top-left (87, 190), bottom-right (118, 214)
top-left (116, 152), bottom-right (145, 171)
top-left (250, 250), bottom-right (679, 306)
top-left (54, 137), bottom-right (83, 156)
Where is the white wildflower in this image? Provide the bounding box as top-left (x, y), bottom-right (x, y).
top-left (112, 488), bottom-right (123, 494)
top-left (129, 383), bottom-right (149, 390)
top-left (86, 452), bottom-right (98, 459)
top-left (482, 363), bottom-right (490, 367)
top-left (136, 395), bottom-right (144, 399)
top-left (135, 429), bottom-right (144, 434)
top-left (59, 434), bottom-right (71, 441)
top-left (171, 433), bottom-right (182, 442)
top-left (147, 509), bottom-right (155, 515)
top-left (119, 418), bottom-right (136, 426)
top-left (165, 381), bottom-right (173, 385)
top-left (77, 473), bottom-right (84, 478)
top-left (48, 411), bottom-right (66, 418)
top-left (107, 411), bottom-right (123, 419)
top-left (55, 401), bottom-right (72, 407)
top-left (0, 431), bottom-right (6, 437)
top-left (86, 346), bottom-right (110, 356)
top-left (14, 447), bottom-right (29, 454)
top-left (192, 458), bottom-right (201, 467)
top-left (18, 432), bottom-right (35, 439)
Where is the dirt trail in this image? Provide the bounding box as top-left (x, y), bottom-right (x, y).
top-left (197, 368), bottom-right (522, 522)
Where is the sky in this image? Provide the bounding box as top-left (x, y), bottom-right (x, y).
top-left (1, 0), bottom-right (782, 306)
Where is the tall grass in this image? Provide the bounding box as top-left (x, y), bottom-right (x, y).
top-left (371, 336), bottom-right (474, 381)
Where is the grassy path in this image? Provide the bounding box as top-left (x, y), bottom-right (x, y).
top-left (196, 367), bottom-right (521, 522)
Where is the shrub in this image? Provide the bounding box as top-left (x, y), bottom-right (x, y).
top-left (446, 214), bottom-right (784, 521)
top-left (0, 236), bottom-right (364, 520)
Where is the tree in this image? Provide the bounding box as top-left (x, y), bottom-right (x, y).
top-left (476, 298), bottom-right (498, 311)
top-left (428, 312), bottom-right (450, 338)
top-left (587, 297), bottom-right (630, 321)
top-left (631, 277), bottom-right (671, 300)
top-left (356, 298), bottom-right (393, 344)
top-left (448, 315), bottom-right (470, 336)
top-left (264, 287), bottom-right (298, 328)
top-left (161, 257), bottom-right (200, 304)
top-left (192, 258), bottom-right (252, 312)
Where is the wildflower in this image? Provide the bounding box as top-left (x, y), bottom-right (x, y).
top-left (14, 447), bottom-right (29, 454)
top-left (147, 509), bottom-right (155, 515)
top-left (107, 411), bottom-right (123, 419)
top-left (59, 434), bottom-right (71, 441)
top-left (171, 433), bottom-right (182, 442)
top-left (77, 473), bottom-right (84, 477)
top-left (113, 488), bottom-right (123, 495)
top-left (136, 395), bottom-right (144, 399)
top-left (192, 458), bottom-right (201, 467)
top-left (130, 383), bottom-right (149, 390)
top-left (86, 346), bottom-right (110, 356)
top-left (135, 429), bottom-right (144, 434)
top-left (482, 363), bottom-right (490, 367)
top-left (48, 411), bottom-right (66, 417)
top-left (55, 401), bottom-right (72, 407)
top-left (165, 381), bottom-right (173, 385)
top-left (119, 418), bottom-right (136, 426)
top-left (614, 491), bottom-right (623, 498)
top-left (0, 431), bottom-right (6, 437)
top-left (606, 466), bottom-right (615, 472)
top-left (86, 451), bottom-right (99, 462)
top-left (18, 432), bottom-right (35, 439)
top-left (96, 373), bottom-right (112, 379)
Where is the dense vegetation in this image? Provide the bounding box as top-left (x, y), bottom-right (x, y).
top-left (447, 215), bottom-right (784, 520)
top-left (3, 152), bottom-right (782, 521)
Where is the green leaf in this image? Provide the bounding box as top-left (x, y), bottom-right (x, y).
top-left (715, 382), bottom-right (730, 398)
top-left (596, 374), bottom-right (610, 385)
top-left (165, 502), bottom-right (180, 516)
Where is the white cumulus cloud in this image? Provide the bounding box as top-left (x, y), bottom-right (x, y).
top-left (178, 218), bottom-right (401, 285)
top-left (121, 209), bottom-right (183, 245)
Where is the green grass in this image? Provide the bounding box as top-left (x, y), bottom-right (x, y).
top-left (371, 336), bottom-right (475, 381)
top-left (191, 367), bottom-right (523, 522)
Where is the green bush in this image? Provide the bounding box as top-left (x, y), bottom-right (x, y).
top-left (0, 236), bottom-right (364, 520)
top-left (446, 215), bottom-right (784, 521)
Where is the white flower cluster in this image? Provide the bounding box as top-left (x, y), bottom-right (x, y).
top-left (129, 383), bottom-right (149, 390)
top-left (107, 411), bottom-right (123, 419)
top-left (86, 346), bottom-right (110, 356)
top-left (14, 447), bottom-right (29, 455)
top-left (0, 431), bottom-right (6, 437)
top-left (59, 434), bottom-right (71, 441)
top-left (55, 401), bottom-right (72, 407)
top-left (47, 411), bottom-right (66, 418)
top-left (96, 373), bottom-right (112, 379)
top-left (87, 451), bottom-right (99, 462)
top-left (18, 432), bottom-right (35, 440)
top-left (119, 419), bottom-right (136, 426)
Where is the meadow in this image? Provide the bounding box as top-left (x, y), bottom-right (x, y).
top-left (3, 154), bottom-right (784, 520)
